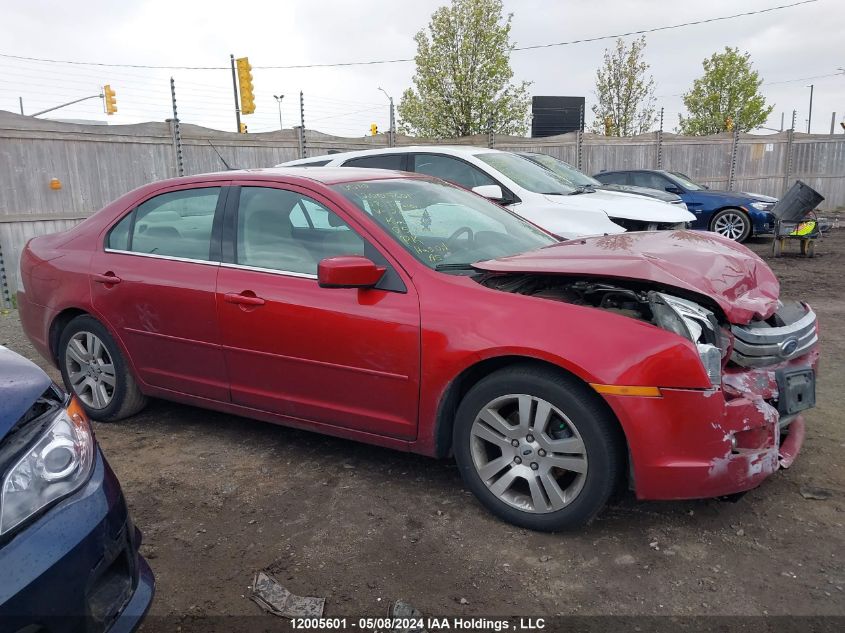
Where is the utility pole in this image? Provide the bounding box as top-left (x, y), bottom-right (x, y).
top-left (274, 94), bottom-right (284, 131)
top-left (830, 112), bottom-right (837, 136)
top-left (230, 54), bottom-right (241, 133)
top-left (780, 112), bottom-right (784, 131)
top-left (18, 97), bottom-right (23, 115)
top-left (170, 77), bottom-right (184, 177)
top-left (806, 84), bottom-right (814, 133)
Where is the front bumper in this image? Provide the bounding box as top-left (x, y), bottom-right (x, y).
top-left (0, 449), bottom-right (155, 633)
top-left (602, 349), bottom-right (819, 500)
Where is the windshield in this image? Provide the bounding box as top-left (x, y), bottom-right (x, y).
top-left (333, 179), bottom-right (556, 269)
top-left (476, 152), bottom-right (575, 195)
top-left (521, 153), bottom-right (600, 188)
top-left (669, 171), bottom-right (704, 191)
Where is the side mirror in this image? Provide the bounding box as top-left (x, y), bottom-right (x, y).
top-left (472, 184), bottom-right (504, 201)
top-left (665, 186), bottom-right (683, 194)
top-left (318, 255), bottom-right (386, 289)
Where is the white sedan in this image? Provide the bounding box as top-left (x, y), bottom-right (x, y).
top-left (277, 146), bottom-right (695, 239)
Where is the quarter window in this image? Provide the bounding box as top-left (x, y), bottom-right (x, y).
top-left (236, 187), bottom-right (365, 276)
top-left (108, 187), bottom-right (221, 261)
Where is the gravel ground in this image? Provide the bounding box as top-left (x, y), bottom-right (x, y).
top-left (1, 230), bottom-right (843, 629)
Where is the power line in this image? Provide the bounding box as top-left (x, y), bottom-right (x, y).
top-left (0, 1), bottom-right (818, 71)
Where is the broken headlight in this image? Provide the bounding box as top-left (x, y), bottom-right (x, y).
top-left (649, 292), bottom-right (724, 387)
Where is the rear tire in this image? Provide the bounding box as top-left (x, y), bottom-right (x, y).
top-left (58, 315), bottom-right (147, 422)
top-left (453, 364), bottom-right (624, 531)
top-left (710, 208), bottom-right (752, 242)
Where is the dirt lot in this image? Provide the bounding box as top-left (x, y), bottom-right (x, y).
top-left (2, 230), bottom-right (844, 628)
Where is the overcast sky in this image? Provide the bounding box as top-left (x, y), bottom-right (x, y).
top-left (1, 0), bottom-right (843, 136)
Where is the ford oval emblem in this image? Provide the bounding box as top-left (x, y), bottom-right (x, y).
top-left (779, 337), bottom-right (799, 357)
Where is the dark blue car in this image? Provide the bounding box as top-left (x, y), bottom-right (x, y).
top-left (593, 169), bottom-right (777, 242)
top-left (0, 344), bottom-right (153, 632)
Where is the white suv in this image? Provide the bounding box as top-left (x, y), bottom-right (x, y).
top-left (277, 146), bottom-right (694, 239)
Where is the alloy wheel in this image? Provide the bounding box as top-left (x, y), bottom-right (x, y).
top-left (65, 331), bottom-right (117, 409)
top-left (713, 211), bottom-right (747, 241)
top-left (469, 394), bottom-right (588, 514)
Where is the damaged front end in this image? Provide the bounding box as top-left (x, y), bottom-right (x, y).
top-left (478, 272), bottom-right (819, 500)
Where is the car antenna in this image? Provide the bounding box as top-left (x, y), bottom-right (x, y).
top-left (207, 140), bottom-right (238, 171)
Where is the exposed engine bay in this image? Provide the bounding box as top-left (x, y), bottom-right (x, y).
top-left (478, 273), bottom-right (730, 386)
top-left (478, 273), bottom-right (818, 382)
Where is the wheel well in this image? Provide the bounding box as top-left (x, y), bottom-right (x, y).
top-left (710, 206), bottom-right (749, 228)
top-left (49, 308), bottom-right (89, 362)
top-left (433, 356), bottom-right (628, 467)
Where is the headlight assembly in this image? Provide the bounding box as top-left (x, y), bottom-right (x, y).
top-left (750, 201), bottom-right (772, 211)
top-left (0, 397), bottom-right (94, 535)
top-left (649, 292), bottom-right (724, 387)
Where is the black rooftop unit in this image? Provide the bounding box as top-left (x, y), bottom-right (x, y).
top-left (531, 96), bottom-right (585, 138)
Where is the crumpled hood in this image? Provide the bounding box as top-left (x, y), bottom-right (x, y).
top-left (0, 344), bottom-right (52, 441)
top-left (474, 230), bottom-right (780, 324)
top-left (543, 190), bottom-right (695, 223)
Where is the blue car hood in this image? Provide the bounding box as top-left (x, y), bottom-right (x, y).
top-left (690, 189), bottom-right (774, 204)
top-left (0, 345), bottom-right (52, 441)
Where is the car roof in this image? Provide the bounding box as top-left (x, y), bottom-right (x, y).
top-left (278, 145), bottom-right (503, 166)
top-left (172, 166), bottom-right (426, 187)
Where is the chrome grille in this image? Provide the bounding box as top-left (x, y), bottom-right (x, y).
top-left (730, 302), bottom-right (817, 368)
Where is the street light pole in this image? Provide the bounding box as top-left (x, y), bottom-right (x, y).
top-left (274, 94), bottom-right (284, 131)
top-left (806, 84), bottom-right (814, 133)
top-left (378, 87), bottom-right (395, 147)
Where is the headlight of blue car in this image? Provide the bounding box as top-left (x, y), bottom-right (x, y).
top-left (750, 201), bottom-right (772, 211)
top-left (0, 397), bottom-right (94, 535)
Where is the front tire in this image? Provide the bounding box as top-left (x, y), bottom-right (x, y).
top-left (58, 315), bottom-right (147, 422)
top-left (453, 365), bottom-right (624, 531)
top-left (710, 208), bottom-right (751, 242)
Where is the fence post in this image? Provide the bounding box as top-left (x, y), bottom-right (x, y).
top-left (728, 123), bottom-right (739, 191)
top-left (576, 104), bottom-right (584, 171)
top-left (783, 111), bottom-right (796, 195)
top-left (299, 91), bottom-right (308, 158)
top-left (0, 238), bottom-right (11, 309)
top-left (656, 107), bottom-right (664, 169)
top-left (170, 78), bottom-right (184, 177)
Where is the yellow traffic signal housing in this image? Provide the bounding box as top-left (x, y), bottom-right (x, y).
top-left (725, 115), bottom-right (735, 131)
top-left (239, 123), bottom-right (248, 134)
top-left (103, 84), bottom-right (117, 115)
top-left (236, 57), bottom-right (255, 115)
top-left (370, 123), bottom-right (378, 136)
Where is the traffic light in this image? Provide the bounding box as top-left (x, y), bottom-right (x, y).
top-left (603, 115), bottom-right (613, 135)
top-left (370, 123), bottom-right (378, 136)
top-left (725, 115), bottom-right (734, 132)
top-left (236, 57), bottom-right (255, 115)
top-left (103, 84), bottom-right (117, 115)
top-left (239, 123), bottom-right (248, 134)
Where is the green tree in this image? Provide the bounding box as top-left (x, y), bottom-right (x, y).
top-left (679, 47), bottom-right (774, 135)
top-left (590, 36), bottom-right (657, 136)
top-left (397, 0), bottom-right (531, 138)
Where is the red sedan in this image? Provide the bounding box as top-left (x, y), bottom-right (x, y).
top-left (18, 168), bottom-right (818, 530)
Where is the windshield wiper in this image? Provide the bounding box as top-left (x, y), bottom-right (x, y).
top-left (568, 185), bottom-right (596, 195)
top-left (434, 262), bottom-right (477, 271)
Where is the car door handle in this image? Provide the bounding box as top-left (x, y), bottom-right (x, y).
top-left (92, 273), bottom-right (122, 284)
top-left (224, 292), bottom-right (265, 306)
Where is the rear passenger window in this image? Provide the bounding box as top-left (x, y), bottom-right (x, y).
top-left (343, 154), bottom-right (405, 170)
top-left (121, 188), bottom-right (220, 261)
top-left (411, 154), bottom-right (496, 190)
